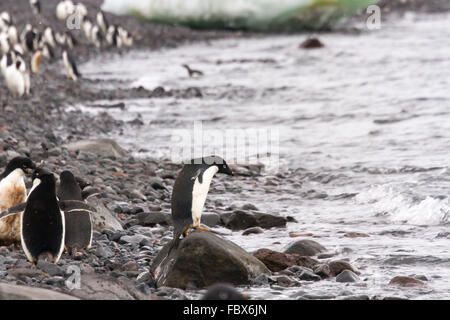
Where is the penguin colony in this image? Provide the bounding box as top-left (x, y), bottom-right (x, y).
top-left (0, 157), bottom-right (97, 263)
top-left (0, 0), bottom-right (134, 96)
top-left (0, 154), bottom-right (233, 265)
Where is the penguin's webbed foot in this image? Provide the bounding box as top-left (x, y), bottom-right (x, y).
top-left (193, 226), bottom-right (211, 232)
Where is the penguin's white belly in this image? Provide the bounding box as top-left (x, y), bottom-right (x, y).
top-left (191, 166), bottom-right (218, 226)
top-left (5, 67), bottom-right (25, 97)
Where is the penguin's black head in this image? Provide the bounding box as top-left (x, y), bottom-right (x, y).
top-left (2, 157), bottom-right (36, 177)
top-left (192, 155), bottom-right (233, 176)
top-left (202, 283), bottom-right (248, 300)
top-left (60, 170), bottom-right (76, 183)
top-left (32, 168), bottom-right (56, 184)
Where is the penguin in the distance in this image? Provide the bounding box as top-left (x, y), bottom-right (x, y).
top-left (62, 47), bottom-right (80, 81)
top-left (21, 168), bottom-right (65, 264)
top-left (171, 155), bottom-right (233, 244)
top-left (182, 64), bottom-right (204, 78)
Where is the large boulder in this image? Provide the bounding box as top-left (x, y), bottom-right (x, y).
top-left (64, 139), bottom-right (127, 158)
top-left (253, 248), bottom-right (319, 272)
top-left (151, 231), bottom-right (270, 289)
top-left (0, 283), bottom-right (78, 300)
top-left (284, 239), bottom-right (326, 256)
top-left (87, 197), bottom-right (123, 231)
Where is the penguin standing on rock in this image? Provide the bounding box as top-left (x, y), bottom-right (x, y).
top-left (171, 155), bottom-right (233, 243)
top-left (57, 171), bottom-right (93, 255)
top-left (21, 168), bottom-right (65, 264)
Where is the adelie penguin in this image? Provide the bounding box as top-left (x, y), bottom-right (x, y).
top-left (182, 64), bottom-right (204, 78)
top-left (0, 157), bottom-right (35, 246)
top-left (57, 170), bottom-right (93, 255)
top-left (171, 155), bottom-right (233, 245)
top-left (21, 168), bottom-right (65, 264)
top-left (62, 48), bottom-right (80, 81)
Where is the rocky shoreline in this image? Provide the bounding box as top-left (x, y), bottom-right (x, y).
top-left (0, 0), bottom-right (446, 300)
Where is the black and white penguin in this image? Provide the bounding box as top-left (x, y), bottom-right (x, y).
top-left (5, 59), bottom-right (27, 97)
top-left (57, 170), bottom-right (83, 201)
top-left (202, 283), bottom-right (248, 300)
top-left (96, 11), bottom-right (109, 34)
top-left (171, 155), bottom-right (233, 241)
top-left (21, 24), bottom-right (38, 53)
top-left (106, 25), bottom-right (121, 48)
top-left (30, 0), bottom-right (41, 16)
top-left (57, 170), bottom-right (92, 255)
top-left (43, 27), bottom-right (57, 48)
top-left (62, 48), bottom-right (80, 81)
top-left (182, 64), bottom-right (204, 78)
top-left (21, 168), bottom-right (65, 264)
top-left (90, 25), bottom-right (103, 48)
top-left (56, 0), bottom-right (75, 21)
top-left (0, 157), bottom-right (35, 246)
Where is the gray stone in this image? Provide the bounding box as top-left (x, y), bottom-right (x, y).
top-left (64, 139), bottom-right (127, 158)
top-left (242, 227), bottom-right (264, 236)
top-left (119, 234), bottom-right (149, 246)
top-left (299, 270), bottom-right (322, 281)
top-left (336, 270), bottom-right (359, 283)
top-left (136, 211), bottom-right (170, 226)
top-left (284, 239), bottom-right (326, 256)
top-left (37, 261), bottom-right (64, 277)
top-left (87, 197), bottom-right (123, 231)
top-left (201, 213), bottom-right (221, 227)
top-left (151, 230), bottom-right (270, 289)
top-left (96, 246), bottom-right (115, 259)
top-left (0, 283), bottom-right (78, 300)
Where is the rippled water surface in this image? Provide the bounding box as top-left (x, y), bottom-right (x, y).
top-left (78, 13), bottom-right (450, 299)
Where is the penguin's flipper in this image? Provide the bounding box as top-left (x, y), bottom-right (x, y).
top-left (0, 203), bottom-right (26, 219)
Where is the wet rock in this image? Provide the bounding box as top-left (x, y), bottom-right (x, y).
top-left (136, 211), bottom-right (170, 226)
top-left (221, 210), bottom-right (257, 230)
top-left (253, 212), bottom-right (287, 229)
top-left (298, 270), bottom-right (321, 282)
top-left (151, 230), bottom-right (270, 289)
top-left (201, 213), bottom-right (221, 227)
top-left (0, 283), bottom-right (78, 300)
top-left (344, 232), bottom-right (370, 238)
top-left (388, 276), bottom-right (426, 288)
top-left (221, 210), bottom-right (287, 230)
top-left (328, 260), bottom-right (359, 277)
top-left (242, 227), bottom-right (264, 236)
top-left (313, 264), bottom-right (332, 279)
top-left (64, 139), bottom-right (127, 158)
top-left (121, 261), bottom-right (139, 272)
top-left (336, 270), bottom-right (359, 283)
top-left (284, 239), bottom-right (326, 256)
top-left (299, 37), bottom-right (325, 49)
top-left (338, 295), bottom-right (370, 300)
top-left (275, 276), bottom-right (296, 287)
top-left (253, 248), bottom-right (318, 272)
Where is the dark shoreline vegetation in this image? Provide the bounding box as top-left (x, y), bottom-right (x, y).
top-left (0, 0), bottom-right (448, 300)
